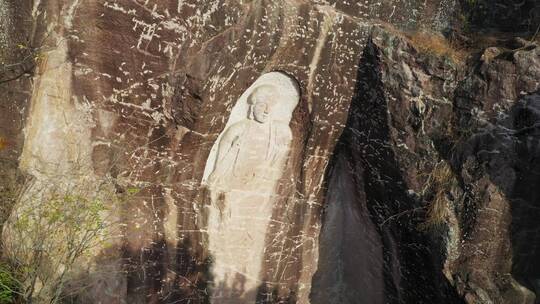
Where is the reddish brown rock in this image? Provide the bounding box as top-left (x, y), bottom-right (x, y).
top-left (1, 0), bottom-right (539, 303)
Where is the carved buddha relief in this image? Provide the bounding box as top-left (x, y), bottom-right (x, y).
top-left (207, 84), bottom-right (292, 192)
top-left (202, 72), bottom-right (300, 303)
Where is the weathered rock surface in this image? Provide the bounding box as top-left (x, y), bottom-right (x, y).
top-left (460, 0), bottom-right (540, 33)
top-left (312, 23), bottom-right (540, 304)
top-left (0, 0), bottom-right (539, 303)
top-left (0, 0), bottom-right (33, 229)
top-left (312, 26), bottom-right (464, 304)
top-left (450, 42), bottom-right (540, 304)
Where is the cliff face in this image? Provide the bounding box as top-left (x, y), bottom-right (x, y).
top-left (0, 0), bottom-right (33, 232)
top-left (313, 26), bottom-right (540, 304)
top-left (312, 27), bottom-right (464, 304)
top-left (450, 45), bottom-right (540, 303)
top-left (0, 0), bottom-right (538, 303)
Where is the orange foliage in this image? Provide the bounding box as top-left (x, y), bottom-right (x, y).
top-left (0, 136), bottom-right (8, 150)
top-left (409, 31), bottom-right (466, 63)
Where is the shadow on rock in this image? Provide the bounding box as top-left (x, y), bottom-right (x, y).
top-left (311, 35), bottom-right (465, 304)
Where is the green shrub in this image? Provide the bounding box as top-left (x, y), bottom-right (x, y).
top-left (0, 264), bottom-right (19, 304)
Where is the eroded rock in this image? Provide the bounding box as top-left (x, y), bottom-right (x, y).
top-left (1, 0), bottom-right (538, 303)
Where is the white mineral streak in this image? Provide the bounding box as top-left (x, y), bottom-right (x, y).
top-left (308, 8), bottom-right (335, 114)
top-left (21, 0), bottom-right (93, 185)
top-left (203, 72), bottom-right (300, 302)
top-left (31, 0), bottom-right (41, 18)
top-left (20, 37), bottom-right (94, 181)
top-left (63, 0), bottom-right (81, 29)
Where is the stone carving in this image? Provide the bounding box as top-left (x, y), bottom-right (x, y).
top-left (207, 85), bottom-right (291, 192)
top-left (202, 72), bottom-right (300, 303)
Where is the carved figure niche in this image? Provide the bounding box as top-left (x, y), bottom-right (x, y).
top-left (202, 72), bottom-right (300, 303)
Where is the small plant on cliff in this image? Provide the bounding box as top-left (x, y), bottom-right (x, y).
top-left (408, 31), bottom-right (466, 63)
top-left (0, 43), bottom-right (44, 85)
top-left (2, 192), bottom-right (112, 303)
top-left (0, 264), bottom-right (19, 304)
top-left (418, 161), bottom-right (457, 230)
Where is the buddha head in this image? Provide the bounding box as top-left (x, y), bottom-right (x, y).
top-left (247, 85), bottom-right (277, 123)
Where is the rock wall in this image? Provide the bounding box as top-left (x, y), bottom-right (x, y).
top-left (1, 0), bottom-right (539, 303)
top-left (0, 0), bottom-right (33, 230)
top-left (309, 22), bottom-right (540, 304)
top-left (450, 40), bottom-right (540, 304)
top-left (312, 27), bottom-right (461, 304)
top-left (460, 0), bottom-right (540, 33)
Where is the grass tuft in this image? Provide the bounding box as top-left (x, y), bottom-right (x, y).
top-left (419, 161), bottom-right (456, 230)
top-left (408, 31), bottom-right (467, 63)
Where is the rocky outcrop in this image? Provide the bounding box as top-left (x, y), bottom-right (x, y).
top-left (449, 41), bottom-right (540, 304)
top-left (459, 0), bottom-right (540, 33)
top-left (312, 24), bottom-right (540, 304)
top-left (312, 25), bottom-right (465, 304)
